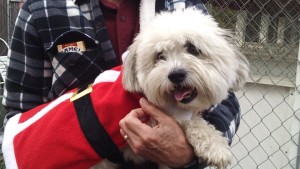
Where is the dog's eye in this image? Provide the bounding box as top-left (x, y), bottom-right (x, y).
top-left (186, 43), bottom-right (200, 56)
top-left (157, 52), bottom-right (166, 61)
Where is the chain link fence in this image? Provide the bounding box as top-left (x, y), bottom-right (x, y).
top-left (0, 0), bottom-right (299, 169)
top-left (205, 0), bottom-right (300, 169)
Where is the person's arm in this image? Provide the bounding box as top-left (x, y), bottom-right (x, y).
top-left (203, 91), bottom-right (240, 145)
top-left (3, 0), bottom-right (52, 119)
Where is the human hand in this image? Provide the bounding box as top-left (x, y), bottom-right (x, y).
top-left (119, 97), bottom-right (194, 167)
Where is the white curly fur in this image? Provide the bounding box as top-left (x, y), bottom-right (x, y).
top-left (95, 7), bottom-right (249, 169)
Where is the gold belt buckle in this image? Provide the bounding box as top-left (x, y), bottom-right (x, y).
top-left (70, 84), bottom-right (93, 102)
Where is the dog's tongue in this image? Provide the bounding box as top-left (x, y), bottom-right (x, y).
top-left (174, 88), bottom-right (193, 101)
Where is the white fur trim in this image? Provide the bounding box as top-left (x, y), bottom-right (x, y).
top-left (2, 114), bottom-right (21, 169)
top-left (93, 70), bottom-right (120, 85)
top-left (139, 0), bottom-right (156, 31)
top-left (2, 70), bottom-right (121, 169)
top-left (2, 93), bottom-right (73, 169)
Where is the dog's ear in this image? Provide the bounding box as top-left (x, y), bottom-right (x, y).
top-left (232, 49), bottom-right (250, 91)
top-left (221, 31), bottom-right (250, 91)
top-left (122, 41), bottom-right (143, 92)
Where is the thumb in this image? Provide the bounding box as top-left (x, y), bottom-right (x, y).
top-left (139, 97), bottom-right (169, 120)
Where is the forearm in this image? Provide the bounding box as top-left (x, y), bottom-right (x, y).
top-left (203, 91), bottom-right (240, 145)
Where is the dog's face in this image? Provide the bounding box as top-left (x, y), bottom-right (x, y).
top-left (122, 8), bottom-right (249, 113)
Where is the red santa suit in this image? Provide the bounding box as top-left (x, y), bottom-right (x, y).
top-left (2, 66), bottom-right (142, 169)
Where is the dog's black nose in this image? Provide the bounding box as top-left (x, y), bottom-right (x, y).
top-left (168, 69), bottom-right (187, 84)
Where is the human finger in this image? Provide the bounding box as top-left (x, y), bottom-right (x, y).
top-left (120, 128), bottom-right (127, 140)
top-left (119, 109), bottom-right (153, 139)
top-left (139, 97), bottom-right (171, 121)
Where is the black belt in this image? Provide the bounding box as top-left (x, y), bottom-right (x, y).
top-left (72, 85), bottom-right (131, 169)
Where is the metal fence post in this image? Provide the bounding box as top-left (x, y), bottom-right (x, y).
top-left (295, 27), bottom-right (300, 169)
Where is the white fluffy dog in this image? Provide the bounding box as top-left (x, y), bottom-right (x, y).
top-left (2, 6), bottom-right (249, 169)
top-left (97, 7), bottom-right (249, 169)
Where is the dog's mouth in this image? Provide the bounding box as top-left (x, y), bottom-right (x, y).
top-left (172, 85), bottom-right (197, 104)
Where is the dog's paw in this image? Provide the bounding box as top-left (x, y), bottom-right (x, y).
top-left (182, 118), bottom-right (232, 169)
top-left (199, 143), bottom-right (232, 169)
